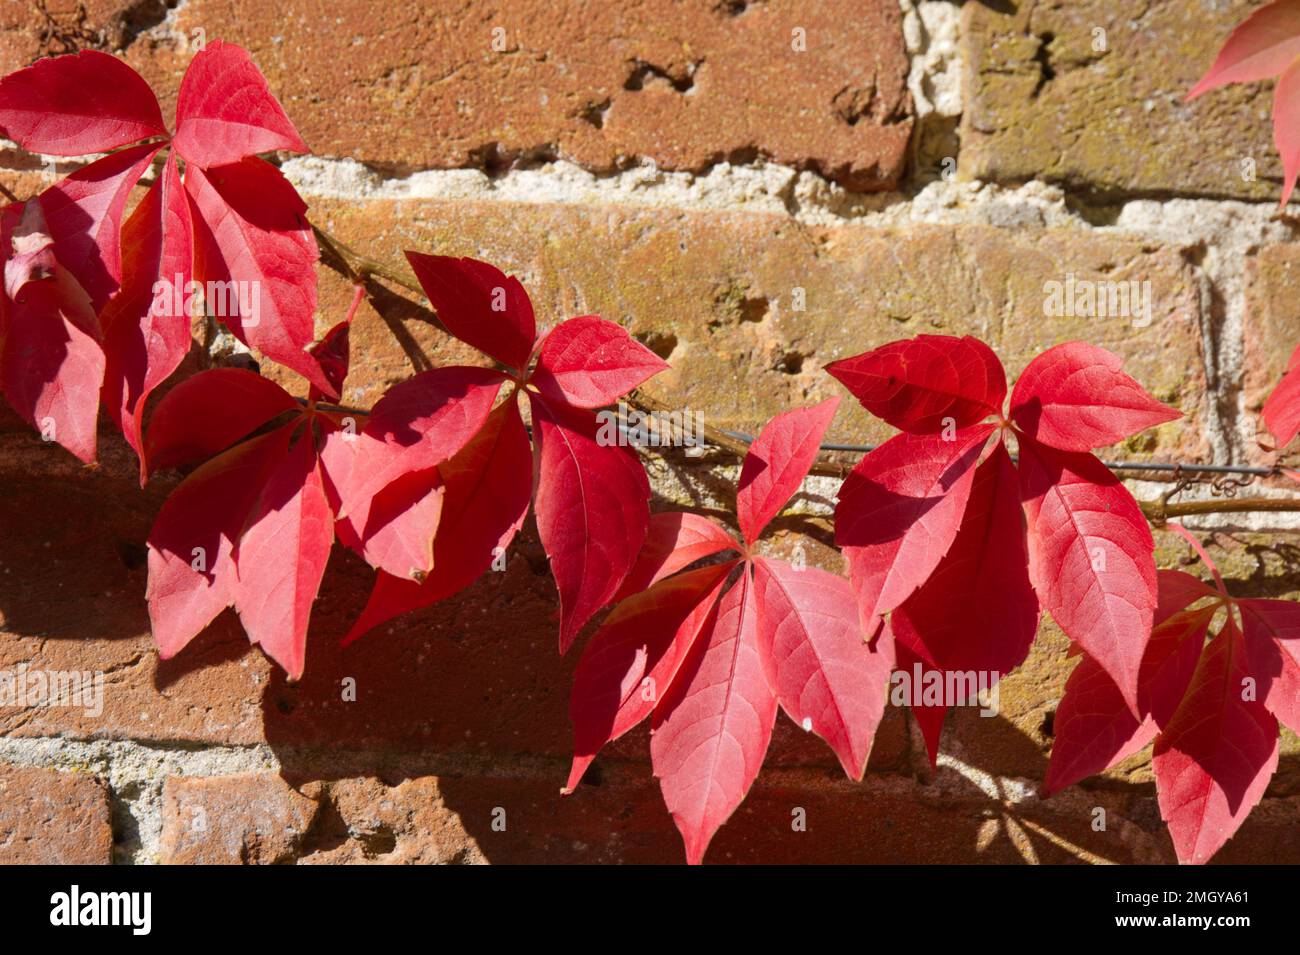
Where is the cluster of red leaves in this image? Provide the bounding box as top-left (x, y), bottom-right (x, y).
top-left (145, 315), bottom-right (354, 678)
top-left (328, 254), bottom-right (668, 654)
top-left (1045, 525), bottom-right (1299, 864)
top-left (826, 336), bottom-right (1181, 759)
top-left (0, 44), bottom-right (326, 466)
top-left (564, 399), bottom-right (897, 864)
top-left (1188, 0), bottom-right (1300, 207)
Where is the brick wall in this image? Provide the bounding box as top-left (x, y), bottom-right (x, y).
top-left (1, 0), bottom-right (1298, 864)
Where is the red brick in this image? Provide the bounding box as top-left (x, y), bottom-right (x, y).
top-left (159, 773), bottom-right (318, 864)
top-left (0, 0), bottom-right (148, 75)
top-left (0, 764), bottom-right (113, 864)
top-left (108, 0), bottom-right (912, 191)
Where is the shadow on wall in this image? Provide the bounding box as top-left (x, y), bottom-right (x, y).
top-left (1, 395), bottom-right (1297, 864)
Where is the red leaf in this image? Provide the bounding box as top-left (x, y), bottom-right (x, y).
top-left (1, 200), bottom-right (104, 462)
top-left (186, 158), bottom-right (330, 395)
top-left (1140, 605), bottom-right (1217, 728)
top-left (1239, 598), bottom-right (1300, 734)
top-left (342, 465), bottom-right (444, 581)
top-left (531, 394), bottom-right (651, 652)
top-left (1153, 621), bottom-right (1279, 865)
top-left (566, 562), bottom-right (732, 792)
top-left (751, 557), bottom-right (893, 779)
top-left (101, 154), bottom-right (194, 474)
top-left (341, 400), bottom-right (533, 645)
top-left (835, 425), bottom-right (992, 630)
top-left (1042, 653), bottom-right (1158, 799)
top-left (146, 425), bottom-right (293, 658)
top-left (1018, 436), bottom-right (1156, 713)
top-left (889, 440), bottom-right (1038, 682)
top-left (892, 640), bottom-right (948, 765)
top-left (1188, 1), bottom-right (1300, 99)
top-left (233, 431), bottom-right (333, 680)
top-left (172, 40), bottom-right (308, 169)
top-left (825, 335), bottom-right (1005, 433)
top-left (0, 50), bottom-right (165, 155)
top-left (40, 141), bottom-right (162, 310)
top-left (143, 368), bottom-right (298, 475)
top-left (1009, 341), bottom-right (1180, 452)
top-left (406, 252), bottom-right (536, 371)
top-left (735, 398), bottom-right (839, 547)
top-left (1262, 357), bottom-right (1300, 448)
top-left (307, 318), bottom-right (351, 403)
top-left (1275, 57), bottom-right (1300, 207)
top-left (530, 315), bottom-right (668, 409)
top-left (651, 567), bottom-right (776, 865)
top-left (335, 365), bottom-right (505, 533)
top-left (613, 511), bottom-right (738, 602)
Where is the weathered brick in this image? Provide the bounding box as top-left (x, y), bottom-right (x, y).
top-left (0, 0), bottom-right (153, 75)
top-left (1244, 243), bottom-right (1300, 446)
top-left (305, 198), bottom-right (1210, 459)
top-left (111, 0), bottom-right (911, 191)
top-left (159, 769), bottom-right (1300, 864)
top-left (962, 0), bottom-right (1279, 200)
top-left (0, 764), bottom-right (113, 863)
top-left (159, 773), bottom-right (318, 864)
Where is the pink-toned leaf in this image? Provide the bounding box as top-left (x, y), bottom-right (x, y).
top-left (1239, 598), bottom-right (1300, 734)
top-left (892, 640), bottom-right (948, 765)
top-left (406, 252), bottom-right (536, 371)
top-left (40, 141), bottom-right (162, 310)
top-left (341, 400), bottom-right (533, 645)
top-left (825, 335), bottom-right (1005, 433)
top-left (186, 158), bottom-right (331, 395)
top-left (1277, 57), bottom-right (1300, 208)
top-left (531, 394), bottom-right (651, 652)
top-left (1187, 1), bottom-right (1300, 99)
top-left (101, 154), bottom-right (194, 474)
top-left (0, 50), bottom-right (165, 155)
top-left (146, 425), bottom-right (293, 658)
top-left (752, 557), bottom-right (894, 780)
top-left (172, 40), bottom-right (308, 168)
top-left (1141, 606), bottom-right (1217, 728)
top-left (1043, 590), bottom-right (1215, 797)
top-left (613, 511), bottom-right (738, 602)
top-left (1010, 341), bottom-right (1181, 452)
top-left (234, 432), bottom-right (333, 679)
top-left (835, 425), bottom-right (992, 630)
top-left (1263, 362), bottom-right (1300, 448)
top-left (336, 365), bottom-right (505, 527)
top-left (1153, 622), bottom-right (1280, 865)
top-left (736, 398), bottom-right (839, 546)
top-left (651, 567), bottom-right (776, 865)
top-left (566, 562), bottom-right (733, 792)
top-left (143, 367), bottom-right (298, 474)
top-left (1, 201), bottom-right (104, 462)
top-left (308, 318), bottom-right (351, 403)
top-left (1042, 653), bottom-right (1157, 798)
top-left (1018, 436), bottom-right (1157, 713)
top-left (530, 315), bottom-right (668, 409)
top-left (889, 440), bottom-right (1038, 681)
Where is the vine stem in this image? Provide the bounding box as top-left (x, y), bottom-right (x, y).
top-left (308, 222), bottom-right (1300, 528)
